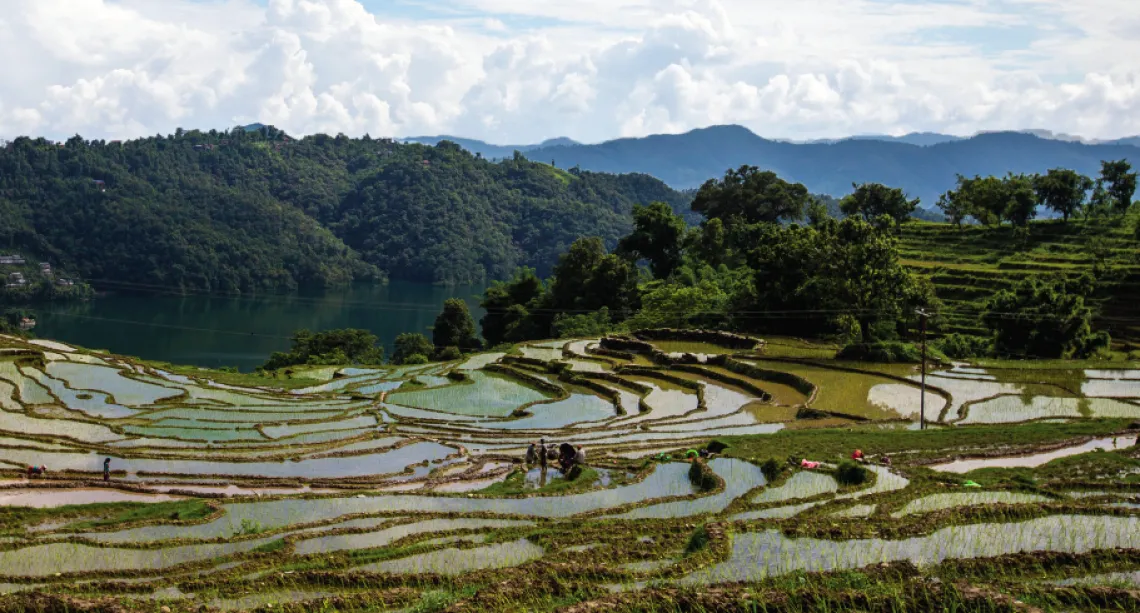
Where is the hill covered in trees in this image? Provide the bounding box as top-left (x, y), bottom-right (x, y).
top-left (477, 161), bottom-right (1140, 357)
top-left (0, 127), bottom-right (690, 292)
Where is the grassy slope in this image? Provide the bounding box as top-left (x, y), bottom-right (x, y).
top-left (898, 216), bottom-right (1140, 349)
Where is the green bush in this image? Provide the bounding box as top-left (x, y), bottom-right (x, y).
top-left (835, 460), bottom-right (869, 486)
top-left (688, 460), bottom-right (718, 491)
top-left (836, 341), bottom-right (942, 363)
top-left (685, 524), bottom-right (710, 555)
top-left (935, 333), bottom-right (992, 359)
top-left (760, 458), bottom-right (784, 482)
top-left (436, 346), bottom-right (462, 361)
top-left (553, 307), bottom-right (616, 338)
top-left (391, 333), bottom-right (435, 365)
top-left (402, 353), bottom-right (429, 365)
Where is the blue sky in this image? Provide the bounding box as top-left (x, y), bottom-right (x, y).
top-left (0, 0), bottom-right (1137, 143)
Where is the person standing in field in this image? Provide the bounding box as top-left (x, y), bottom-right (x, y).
top-left (103, 458), bottom-right (111, 482)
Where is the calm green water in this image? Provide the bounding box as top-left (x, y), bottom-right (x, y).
top-left (34, 281), bottom-right (487, 371)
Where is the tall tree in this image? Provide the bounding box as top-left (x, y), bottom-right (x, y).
top-left (691, 165), bottom-right (810, 225)
top-left (432, 299), bottom-right (481, 351)
top-left (391, 333), bottom-right (435, 365)
top-left (1033, 168), bottom-right (1092, 222)
top-left (1098, 159), bottom-right (1138, 214)
top-left (739, 218), bottom-right (935, 341)
top-left (550, 237), bottom-right (639, 316)
top-left (839, 183), bottom-right (919, 226)
top-left (983, 275), bottom-right (1109, 359)
top-left (1002, 173), bottom-right (1038, 227)
top-left (479, 268), bottom-right (545, 348)
top-left (935, 183), bottom-right (971, 227)
top-left (262, 329), bottom-right (384, 370)
top-left (617, 202), bottom-right (688, 279)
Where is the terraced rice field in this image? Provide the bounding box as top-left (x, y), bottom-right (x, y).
top-left (0, 332), bottom-right (1139, 611)
top-left (899, 219), bottom-right (1140, 348)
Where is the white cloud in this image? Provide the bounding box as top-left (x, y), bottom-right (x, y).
top-left (0, 0), bottom-right (1138, 144)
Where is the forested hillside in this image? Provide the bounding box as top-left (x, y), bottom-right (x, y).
top-left (0, 128), bottom-right (689, 291)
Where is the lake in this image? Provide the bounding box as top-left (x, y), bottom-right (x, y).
top-left (33, 280), bottom-right (487, 371)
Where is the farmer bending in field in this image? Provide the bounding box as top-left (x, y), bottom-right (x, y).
top-left (25, 465), bottom-right (46, 479)
top-left (526, 442), bottom-right (538, 464)
top-left (852, 449), bottom-right (865, 463)
top-left (558, 442), bottom-right (576, 473)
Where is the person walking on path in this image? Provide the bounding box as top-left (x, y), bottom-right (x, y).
top-left (539, 438), bottom-right (547, 468)
top-left (103, 458), bottom-right (111, 482)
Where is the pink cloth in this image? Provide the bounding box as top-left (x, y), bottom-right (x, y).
top-left (800, 460), bottom-right (820, 469)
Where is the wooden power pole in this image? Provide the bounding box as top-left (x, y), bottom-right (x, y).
top-left (916, 308), bottom-right (929, 430)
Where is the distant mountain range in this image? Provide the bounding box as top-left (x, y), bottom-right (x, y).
top-left (402, 136), bottom-right (582, 160)
top-left (408, 126), bottom-right (1140, 210)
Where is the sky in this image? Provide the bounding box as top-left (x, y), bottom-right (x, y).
top-left (0, 0), bottom-right (1138, 144)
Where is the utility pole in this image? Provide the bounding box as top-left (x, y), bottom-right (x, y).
top-left (916, 308), bottom-right (929, 430)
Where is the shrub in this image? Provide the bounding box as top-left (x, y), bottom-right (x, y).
top-left (983, 275), bottom-right (1110, 359)
top-left (836, 341), bottom-right (943, 363)
top-left (760, 458), bottom-right (784, 482)
top-left (402, 353), bottom-right (429, 365)
top-left (553, 307), bottom-right (616, 338)
top-left (688, 460), bottom-right (718, 491)
top-left (436, 346), bottom-right (462, 361)
top-left (832, 314), bottom-right (862, 346)
top-left (392, 333), bottom-right (435, 365)
top-left (835, 460), bottom-right (869, 486)
top-left (685, 524), bottom-right (710, 555)
top-left (935, 333), bottom-right (992, 359)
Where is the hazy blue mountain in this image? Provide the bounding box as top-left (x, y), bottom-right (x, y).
top-left (516, 125), bottom-right (1138, 210)
top-left (401, 135), bottom-right (580, 160)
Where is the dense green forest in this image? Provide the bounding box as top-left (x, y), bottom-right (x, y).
top-left (0, 127), bottom-right (690, 292)
top-left (479, 163), bottom-right (1140, 359)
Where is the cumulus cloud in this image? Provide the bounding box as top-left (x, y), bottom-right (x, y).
top-left (0, 0), bottom-right (1138, 143)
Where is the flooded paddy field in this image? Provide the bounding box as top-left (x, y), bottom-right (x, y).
top-left (0, 332), bottom-right (1139, 611)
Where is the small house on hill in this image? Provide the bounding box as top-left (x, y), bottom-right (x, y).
top-left (92, 179), bottom-right (106, 191)
top-left (0, 255), bottom-right (25, 265)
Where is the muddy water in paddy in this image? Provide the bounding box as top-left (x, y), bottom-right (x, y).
top-left (608, 458), bottom-right (764, 519)
top-left (0, 538), bottom-right (277, 577)
top-left (0, 489), bottom-right (183, 508)
top-left (732, 501), bottom-right (818, 521)
top-left (684, 515), bottom-right (1140, 584)
top-left (929, 435), bottom-right (1140, 473)
top-left (751, 471), bottom-right (838, 505)
top-left (357, 537), bottom-right (544, 575)
top-left (0, 441), bottom-right (455, 479)
top-left (91, 462), bottom-right (697, 543)
top-left (293, 518), bottom-right (533, 555)
top-left (890, 491), bottom-right (1053, 517)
